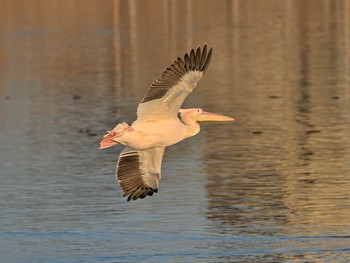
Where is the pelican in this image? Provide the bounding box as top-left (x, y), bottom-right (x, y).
top-left (100, 45), bottom-right (235, 201)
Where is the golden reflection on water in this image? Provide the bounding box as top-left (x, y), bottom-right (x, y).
top-left (1, 0), bottom-right (350, 261)
top-left (202, 0), bottom-right (350, 239)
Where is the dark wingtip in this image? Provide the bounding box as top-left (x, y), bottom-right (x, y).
top-left (125, 187), bottom-right (158, 201)
top-left (184, 53), bottom-right (191, 71)
top-left (202, 47), bottom-right (212, 73)
top-left (183, 44), bottom-right (213, 73)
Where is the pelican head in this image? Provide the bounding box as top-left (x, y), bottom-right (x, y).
top-left (178, 108), bottom-right (235, 139)
top-left (179, 108), bottom-right (235, 122)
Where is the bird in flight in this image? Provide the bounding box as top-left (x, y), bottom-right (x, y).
top-left (100, 44), bottom-right (235, 201)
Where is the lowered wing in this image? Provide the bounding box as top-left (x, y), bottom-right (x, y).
top-left (116, 146), bottom-right (165, 201)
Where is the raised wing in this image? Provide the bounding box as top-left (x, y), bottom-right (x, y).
top-left (116, 146), bottom-right (165, 201)
top-left (137, 44), bottom-right (212, 118)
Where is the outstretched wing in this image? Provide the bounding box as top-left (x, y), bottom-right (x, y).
top-left (137, 44), bottom-right (213, 118)
top-left (116, 146), bottom-right (165, 201)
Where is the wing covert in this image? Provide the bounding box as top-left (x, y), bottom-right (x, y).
top-left (137, 45), bottom-right (212, 118)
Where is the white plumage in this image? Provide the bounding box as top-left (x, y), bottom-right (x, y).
top-left (100, 45), bottom-right (234, 201)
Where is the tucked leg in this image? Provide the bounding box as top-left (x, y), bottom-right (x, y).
top-left (99, 123), bottom-right (134, 149)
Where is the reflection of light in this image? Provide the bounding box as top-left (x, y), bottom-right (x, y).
top-left (200, 0), bottom-right (350, 241)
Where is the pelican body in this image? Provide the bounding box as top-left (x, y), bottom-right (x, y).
top-left (100, 45), bottom-right (234, 201)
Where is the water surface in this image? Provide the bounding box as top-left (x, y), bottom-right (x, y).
top-left (1, 1), bottom-right (350, 262)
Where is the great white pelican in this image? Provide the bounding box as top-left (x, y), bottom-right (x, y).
top-left (100, 45), bottom-right (234, 201)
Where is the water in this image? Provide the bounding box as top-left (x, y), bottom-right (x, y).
top-left (1, 0), bottom-right (350, 262)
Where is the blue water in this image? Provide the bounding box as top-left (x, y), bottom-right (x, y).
top-left (1, 1), bottom-right (350, 262)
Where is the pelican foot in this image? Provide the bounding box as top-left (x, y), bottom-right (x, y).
top-left (99, 138), bottom-right (118, 149)
top-left (113, 122), bottom-right (130, 132)
top-left (99, 125), bottom-right (133, 149)
top-left (112, 127), bottom-right (133, 137)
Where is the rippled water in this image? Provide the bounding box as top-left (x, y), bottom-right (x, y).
top-left (1, 1), bottom-right (350, 262)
